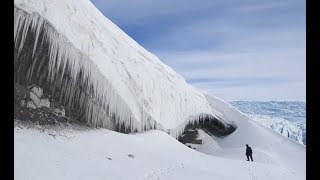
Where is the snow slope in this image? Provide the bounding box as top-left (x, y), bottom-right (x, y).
top-left (14, 94), bottom-right (306, 180)
top-left (14, 92), bottom-right (306, 180)
top-left (14, 120), bottom-right (305, 180)
top-left (14, 0), bottom-right (215, 136)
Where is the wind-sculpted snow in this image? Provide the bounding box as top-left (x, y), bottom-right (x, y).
top-left (230, 101), bottom-right (306, 145)
top-left (14, 0), bottom-right (220, 137)
top-left (14, 120), bottom-right (306, 180)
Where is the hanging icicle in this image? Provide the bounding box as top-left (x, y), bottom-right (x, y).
top-left (14, 7), bottom-right (142, 132)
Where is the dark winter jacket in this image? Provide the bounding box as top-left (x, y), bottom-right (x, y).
top-left (246, 146), bottom-right (253, 155)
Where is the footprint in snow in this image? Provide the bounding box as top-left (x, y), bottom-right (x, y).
top-left (144, 172), bottom-right (160, 180)
top-left (240, 162), bottom-right (258, 180)
top-left (143, 162), bottom-right (186, 179)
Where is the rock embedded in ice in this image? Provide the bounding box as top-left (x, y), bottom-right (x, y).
top-left (20, 99), bottom-right (26, 107)
top-left (29, 85), bottom-right (43, 98)
top-left (54, 106), bottom-right (65, 117)
top-left (39, 98), bottom-right (50, 108)
top-left (20, 85), bottom-right (50, 109)
top-left (29, 92), bottom-right (41, 107)
top-left (29, 91), bottom-right (50, 108)
top-left (26, 101), bottom-right (37, 109)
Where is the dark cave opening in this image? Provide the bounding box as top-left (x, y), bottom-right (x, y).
top-left (178, 115), bottom-right (236, 144)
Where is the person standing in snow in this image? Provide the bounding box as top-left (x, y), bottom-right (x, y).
top-left (246, 144), bottom-right (253, 161)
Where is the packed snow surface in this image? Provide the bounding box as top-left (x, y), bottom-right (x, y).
top-left (15, 119), bottom-right (305, 180)
top-left (14, 94), bottom-right (306, 180)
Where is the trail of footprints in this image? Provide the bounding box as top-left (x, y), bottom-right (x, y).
top-left (143, 162), bottom-right (185, 180)
top-left (240, 162), bottom-right (259, 180)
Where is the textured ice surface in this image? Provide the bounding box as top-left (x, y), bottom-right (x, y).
top-left (230, 101), bottom-right (306, 144)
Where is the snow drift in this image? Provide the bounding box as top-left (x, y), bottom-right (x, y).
top-left (14, 120), bottom-right (306, 180)
top-left (14, 0), bottom-right (228, 137)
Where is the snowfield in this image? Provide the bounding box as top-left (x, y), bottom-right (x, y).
top-left (15, 95), bottom-right (305, 180)
top-left (15, 119), bottom-right (305, 180)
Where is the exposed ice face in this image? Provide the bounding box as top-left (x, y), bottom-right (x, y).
top-left (14, 0), bottom-right (218, 137)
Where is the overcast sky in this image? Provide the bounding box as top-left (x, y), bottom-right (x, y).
top-left (91, 0), bottom-right (305, 102)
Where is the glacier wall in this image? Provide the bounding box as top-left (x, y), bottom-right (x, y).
top-left (14, 0), bottom-right (226, 138)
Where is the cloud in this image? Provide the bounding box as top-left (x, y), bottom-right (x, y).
top-left (186, 77), bottom-right (290, 86)
top-left (158, 49), bottom-right (306, 80)
top-left (231, 1), bottom-right (288, 12)
top-left (205, 82), bottom-right (305, 101)
top-left (157, 47), bottom-right (305, 101)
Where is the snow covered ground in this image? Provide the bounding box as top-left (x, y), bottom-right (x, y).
top-left (13, 87), bottom-right (306, 180)
top-left (15, 110), bottom-right (305, 180)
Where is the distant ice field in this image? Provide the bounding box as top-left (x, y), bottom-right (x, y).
top-left (230, 101), bottom-right (306, 145)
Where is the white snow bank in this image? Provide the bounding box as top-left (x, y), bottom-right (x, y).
top-left (203, 93), bottom-right (305, 174)
top-left (14, 123), bottom-right (305, 180)
top-left (185, 129), bottom-right (222, 155)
